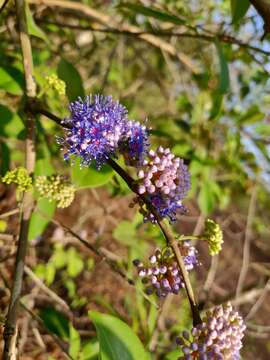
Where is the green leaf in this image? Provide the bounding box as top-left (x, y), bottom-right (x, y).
top-left (82, 339), bottom-right (99, 360)
top-left (69, 324), bottom-right (81, 359)
top-left (0, 67), bottom-right (23, 95)
top-left (26, 3), bottom-right (49, 43)
top-left (66, 248), bottom-right (84, 277)
top-left (39, 307), bottom-right (69, 339)
top-left (198, 182), bottom-right (215, 215)
top-left (113, 220), bottom-right (137, 245)
top-left (0, 105), bottom-right (25, 138)
top-left (216, 43), bottom-right (230, 94)
top-left (35, 157), bottom-right (55, 177)
top-left (255, 123), bottom-right (270, 136)
top-left (164, 349), bottom-right (182, 360)
top-left (28, 198), bottom-right (56, 241)
top-left (71, 158), bottom-right (114, 189)
top-left (89, 311), bottom-right (149, 360)
top-left (57, 58), bottom-right (85, 102)
top-left (0, 142), bottom-right (10, 176)
top-left (237, 105), bottom-right (265, 124)
top-left (230, 0), bottom-right (250, 24)
top-left (119, 3), bottom-right (186, 25)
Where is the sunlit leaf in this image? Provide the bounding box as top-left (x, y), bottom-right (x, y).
top-left (28, 198), bottom-right (56, 241)
top-left (89, 311), bottom-right (150, 360)
top-left (26, 3), bottom-right (49, 43)
top-left (0, 67), bottom-right (23, 95)
top-left (69, 324), bottom-right (81, 359)
top-left (230, 0), bottom-right (250, 24)
top-left (71, 158), bottom-right (113, 189)
top-left (57, 58), bottom-right (84, 102)
top-left (119, 3), bottom-right (186, 25)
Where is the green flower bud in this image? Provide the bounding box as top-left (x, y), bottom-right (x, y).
top-left (45, 74), bottom-right (66, 96)
top-left (203, 219), bottom-right (223, 256)
top-left (2, 167), bottom-right (32, 193)
top-left (35, 175), bottom-right (75, 208)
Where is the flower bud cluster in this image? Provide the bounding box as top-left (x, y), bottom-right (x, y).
top-left (35, 175), bottom-right (75, 208)
top-left (135, 146), bottom-right (190, 222)
top-left (59, 95), bottom-right (148, 169)
top-left (133, 242), bottom-right (198, 298)
top-left (2, 167), bottom-right (32, 193)
top-left (203, 219), bottom-right (223, 256)
top-left (45, 74), bottom-right (66, 96)
top-left (176, 302), bottom-right (246, 359)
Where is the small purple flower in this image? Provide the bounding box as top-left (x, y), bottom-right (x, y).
top-left (135, 146), bottom-right (190, 222)
top-left (59, 95), bottom-right (148, 169)
top-left (176, 303), bottom-right (246, 359)
top-left (120, 121), bottom-right (149, 166)
top-left (133, 242), bottom-right (198, 298)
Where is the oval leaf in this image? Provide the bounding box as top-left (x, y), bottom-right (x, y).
top-left (28, 198), bottom-right (56, 241)
top-left (57, 58), bottom-right (85, 102)
top-left (89, 311), bottom-right (149, 360)
top-left (216, 43), bottom-right (230, 94)
top-left (230, 0), bottom-right (250, 24)
top-left (119, 3), bottom-right (186, 25)
top-left (71, 158), bottom-right (113, 189)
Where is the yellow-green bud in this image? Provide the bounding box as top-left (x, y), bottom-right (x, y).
top-left (45, 74), bottom-right (66, 96)
top-left (35, 175), bottom-right (75, 208)
top-left (2, 167), bottom-right (32, 193)
top-left (203, 219), bottom-right (223, 256)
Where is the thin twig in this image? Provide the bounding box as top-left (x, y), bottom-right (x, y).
top-left (36, 19), bottom-right (270, 57)
top-left (28, 0), bottom-right (199, 73)
top-left (203, 255), bottom-right (219, 293)
top-left (24, 265), bottom-right (71, 313)
top-left (20, 302), bottom-right (74, 360)
top-left (0, 0), bottom-right (9, 14)
top-left (245, 278), bottom-right (270, 320)
top-left (3, 0), bottom-right (37, 357)
top-left (47, 215), bottom-right (135, 286)
top-left (0, 209), bottom-right (19, 219)
top-left (0, 267), bottom-right (73, 360)
top-left (235, 186), bottom-right (257, 300)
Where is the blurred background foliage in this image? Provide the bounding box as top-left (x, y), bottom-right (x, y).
top-left (1, 0), bottom-right (270, 359)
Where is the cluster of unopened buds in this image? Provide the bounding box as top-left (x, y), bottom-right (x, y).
top-left (45, 74), bottom-right (66, 96)
top-left (202, 219), bottom-right (223, 256)
top-left (35, 175), bottom-right (75, 208)
top-left (133, 242), bottom-right (198, 297)
top-left (135, 146), bottom-right (190, 222)
top-left (176, 302), bottom-right (246, 359)
top-left (2, 167), bottom-right (32, 193)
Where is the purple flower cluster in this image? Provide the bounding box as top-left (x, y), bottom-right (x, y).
top-left (59, 95), bottom-right (148, 168)
top-left (133, 242), bottom-right (198, 298)
top-left (61, 94), bottom-right (190, 221)
top-left (176, 302), bottom-right (246, 359)
top-left (135, 146), bottom-right (190, 222)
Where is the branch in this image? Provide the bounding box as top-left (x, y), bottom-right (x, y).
top-left (3, 0), bottom-right (37, 357)
top-left (235, 185), bottom-right (257, 299)
top-left (37, 19), bottom-right (270, 57)
top-left (28, 0), bottom-right (199, 73)
top-left (108, 158), bottom-right (202, 325)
